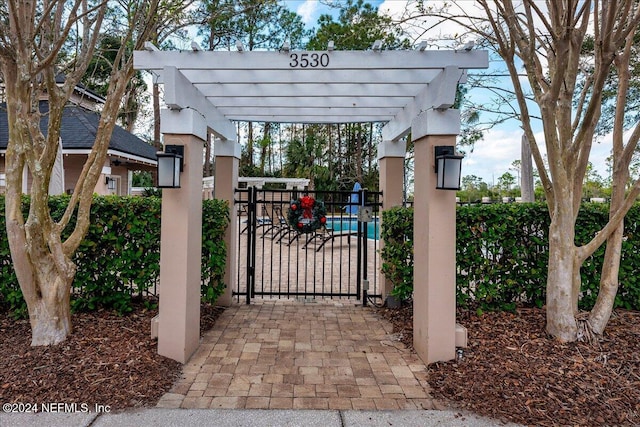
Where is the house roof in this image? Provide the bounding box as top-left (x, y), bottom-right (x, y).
top-left (0, 101), bottom-right (157, 161)
top-left (55, 73), bottom-right (106, 105)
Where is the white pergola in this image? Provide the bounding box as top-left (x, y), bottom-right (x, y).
top-left (134, 45), bottom-right (487, 141)
top-left (134, 45), bottom-right (488, 366)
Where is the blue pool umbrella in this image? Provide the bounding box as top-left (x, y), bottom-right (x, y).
top-left (345, 182), bottom-right (361, 215)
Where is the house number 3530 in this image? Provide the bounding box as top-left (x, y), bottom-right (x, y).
top-left (289, 53), bottom-right (330, 68)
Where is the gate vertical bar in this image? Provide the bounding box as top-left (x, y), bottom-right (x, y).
top-left (355, 188), bottom-right (363, 301)
top-left (235, 190), bottom-right (244, 302)
top-left (251, 186), bottom-right (259, 301)
top-left (362, 188), bottom-right (368, 307)
top-left (246, 186), bottom-right (257, 305)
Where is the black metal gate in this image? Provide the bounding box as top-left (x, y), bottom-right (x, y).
top-left (234, 187), bottom-right (382, 304)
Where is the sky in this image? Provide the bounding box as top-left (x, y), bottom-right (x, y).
top-left (284, 0), bottom-right (614, 185)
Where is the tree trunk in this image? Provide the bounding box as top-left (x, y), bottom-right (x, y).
top-left (588, 162), bottom-right (628, 334)
top-left (546, 206), bottom-right (579, 341)
top-left (520, 134), bottom-right (534, 202)
top-left (356, 128), bottom-right (363, 183)
top-left (588, 223), bottom-right (623, 334)
top-left (28, 276), bottom-right (73, 346)
top-left (247, 122), bottom-right (254, 169)
top-left (5, 149), bottom-right (75, 345)
top-left (204, 141), bottom-right (211, 176)
top-left (153, 82), bottom-right (161, 150)
top-left (260, 122), bottom-right (271, 175)
top-left (588, 37), bottom-right (635, 335)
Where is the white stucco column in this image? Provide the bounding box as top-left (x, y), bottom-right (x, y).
top-left (213, 138), bottom-right (241, 307)
top-left (377, 139), bottom-right (406, 301)
top-left (411, 109), bottom-right (461, 364)
top-left (157, 108), bottom-right (206, 363)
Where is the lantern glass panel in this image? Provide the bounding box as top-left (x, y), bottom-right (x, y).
top-left (173, 156), bottom-right (181, 186)
top-left (157, 155), bottom-right (179, 188)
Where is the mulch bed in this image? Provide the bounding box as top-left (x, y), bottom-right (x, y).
top-left (378, 304), bottom-right (640, 426)
top-left (0, 303), bottom-right (223, 411)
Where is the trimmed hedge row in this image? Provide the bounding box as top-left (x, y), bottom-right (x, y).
top-left (0, 195), bottom-right (229, 317)
top-left (381, 203), bottom-right (640, 312)
top-left (379, 206), bottom-right (413, 302)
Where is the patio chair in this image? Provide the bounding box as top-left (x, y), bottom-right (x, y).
top-left (261, 204), bottom-right (289, 239)
top-left (303, 225), bottom-right (359, 252)
top-left (274, 219), bottom-right (303, 246)
top-left (240, 204), bottom-right (272, 234)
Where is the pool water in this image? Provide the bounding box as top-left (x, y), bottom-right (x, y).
top-left (326, 217), bottom-right (380, 240)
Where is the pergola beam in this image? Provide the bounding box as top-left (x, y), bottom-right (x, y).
top-left (382, 66), bottom-right (465, 142)
top-left (135, 50), bottom-right (490, 71)
top-left (162, 66), bottom-right (236, 141)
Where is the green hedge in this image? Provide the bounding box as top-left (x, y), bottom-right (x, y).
top-left (380, 207), bottom-right (413, 301)
top-left (381, 203), bottom-right (640, 312)
top-left (0, 195), bottom-right (229, 317)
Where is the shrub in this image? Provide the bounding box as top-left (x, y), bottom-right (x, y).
top-left (380, 206), bottom-right (414, 302)
top-left (380, 202), bottom-right (640, 312)
top-left (0, 195), bottom-right (229, 317)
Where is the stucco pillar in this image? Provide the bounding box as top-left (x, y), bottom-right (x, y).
top-left (411, 109), bottom-right (460, 364)
top-left (214, 138), bottom-right (241, 307)
top-left (377, 140), bottom-right (406, 301)
top-left (157, 109), bottom-right (206, 363)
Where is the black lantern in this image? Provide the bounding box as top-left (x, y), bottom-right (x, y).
top-left (157, 145), bottom-right (184, 188)
top-left (435, 146), bottom-right (464, 190)
top-left (105, 176), bottom-right (116, 190)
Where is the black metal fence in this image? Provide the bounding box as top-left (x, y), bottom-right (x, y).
top-left (234, 187), bottom-right (382, 304)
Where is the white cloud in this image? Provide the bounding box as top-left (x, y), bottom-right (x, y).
top-left (462, 125), bottom-right (614, 185)
top-left (378, 0), bottom-right (411, 20)
top-left (379, 0), bottom-right (485, 46)
top-left (462, 127), bottom-right (524, 184)
top-left (297, 0), bottom-right (319, 26)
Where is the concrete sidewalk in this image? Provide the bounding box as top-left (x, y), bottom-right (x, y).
top-left (1, 408), bottom-right (519, 426)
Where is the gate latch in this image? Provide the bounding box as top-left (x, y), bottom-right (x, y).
top-left (358, 206), bottom-right (372, 222)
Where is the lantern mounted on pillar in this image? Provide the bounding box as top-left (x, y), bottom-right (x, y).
top-left (157, 145), bottom-right (184, 188)
top-left (434, 146), bottom-right (464, 190)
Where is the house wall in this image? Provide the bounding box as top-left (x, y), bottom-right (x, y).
top-left (0, 154), bottom-right (132, 196)
top-left (70, 156), bottom-right (157, 196)
top-left (110, 163), bottom-right (135, 195)
top-left (65, 155), bottom-right (130, 196)
top-left (62, 155), bottom-right (85, 194)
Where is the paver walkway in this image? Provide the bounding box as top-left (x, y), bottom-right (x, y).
top-left (157, 299), bottom-right (444, 411)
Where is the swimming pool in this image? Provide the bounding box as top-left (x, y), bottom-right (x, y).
top-left (326, 216), bottom-right (380, 240)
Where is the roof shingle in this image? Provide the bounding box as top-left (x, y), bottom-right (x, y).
top-left (0, 101), bottom-right (156, 161)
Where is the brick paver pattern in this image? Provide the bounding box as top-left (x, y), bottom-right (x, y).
top-left (157, 299), bottom-right (443, 410)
